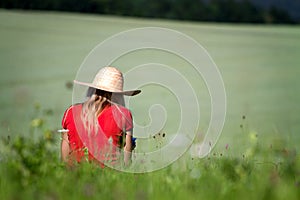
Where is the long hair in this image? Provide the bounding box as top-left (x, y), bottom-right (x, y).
top-left (81, 87), bottom-right (125, 136)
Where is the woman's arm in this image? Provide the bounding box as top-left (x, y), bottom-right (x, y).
top-left (61, 132), bottom-right (70, 162)
top-left (123, 131), bottom-right (132, 166)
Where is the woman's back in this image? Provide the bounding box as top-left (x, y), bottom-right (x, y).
top-left (62, 103), bottom-right (133, 164)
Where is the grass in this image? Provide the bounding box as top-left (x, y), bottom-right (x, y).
top-left (0, 114), bottom-right (299, 200)
top-left (0, 9), bottom-right (300, 199)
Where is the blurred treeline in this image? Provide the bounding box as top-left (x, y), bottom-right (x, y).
top-left (0, 0), bottom-right (296, 24)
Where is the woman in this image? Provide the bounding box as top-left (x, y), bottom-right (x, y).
top-left (61, 66), bottom-right (141, 166)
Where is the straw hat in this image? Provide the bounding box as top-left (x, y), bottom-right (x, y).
top-left (74, 66), bottom-right (141, 96)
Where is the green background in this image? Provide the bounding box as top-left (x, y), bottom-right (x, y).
top-left (0, 9), bottom-right (300, 200)
top-left (1, 9), bottom-right (299, 152)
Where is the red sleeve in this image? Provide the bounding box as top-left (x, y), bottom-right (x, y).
top-left (61, 106), bottom-right (73, 129)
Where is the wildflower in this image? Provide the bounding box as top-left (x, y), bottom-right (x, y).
top-left (30, 118), bottom-right (43, 128)
top-left (249, 131), bottom-right (258, 144)
top-left (44, 129), bottom-right (53, 141)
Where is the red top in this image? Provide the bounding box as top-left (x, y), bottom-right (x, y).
top-left (62, 103), bottom-right (133, 164)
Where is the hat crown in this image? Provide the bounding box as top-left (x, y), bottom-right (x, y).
top-left (92, 67), bottom-right (124, 93)
top-left (74, 66), bottom-right (141, 96)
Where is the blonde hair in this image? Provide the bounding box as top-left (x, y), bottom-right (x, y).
top-left (81, 87), bottom-right (125, 136)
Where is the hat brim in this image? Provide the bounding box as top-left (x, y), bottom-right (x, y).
top-left (73, 80), bottom-right (141, 96)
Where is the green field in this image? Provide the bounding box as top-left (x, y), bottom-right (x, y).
top-left (0, 10), bottom-right (300, 199)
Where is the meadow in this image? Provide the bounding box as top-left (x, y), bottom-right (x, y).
top-left (0, 9), bottom-right (300, 199)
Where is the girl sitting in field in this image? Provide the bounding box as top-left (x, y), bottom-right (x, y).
top-left (60, 66), bottom-right (140, 167)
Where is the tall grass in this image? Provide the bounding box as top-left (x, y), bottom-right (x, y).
top-left (0, 106), bottom-right (299, 200)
